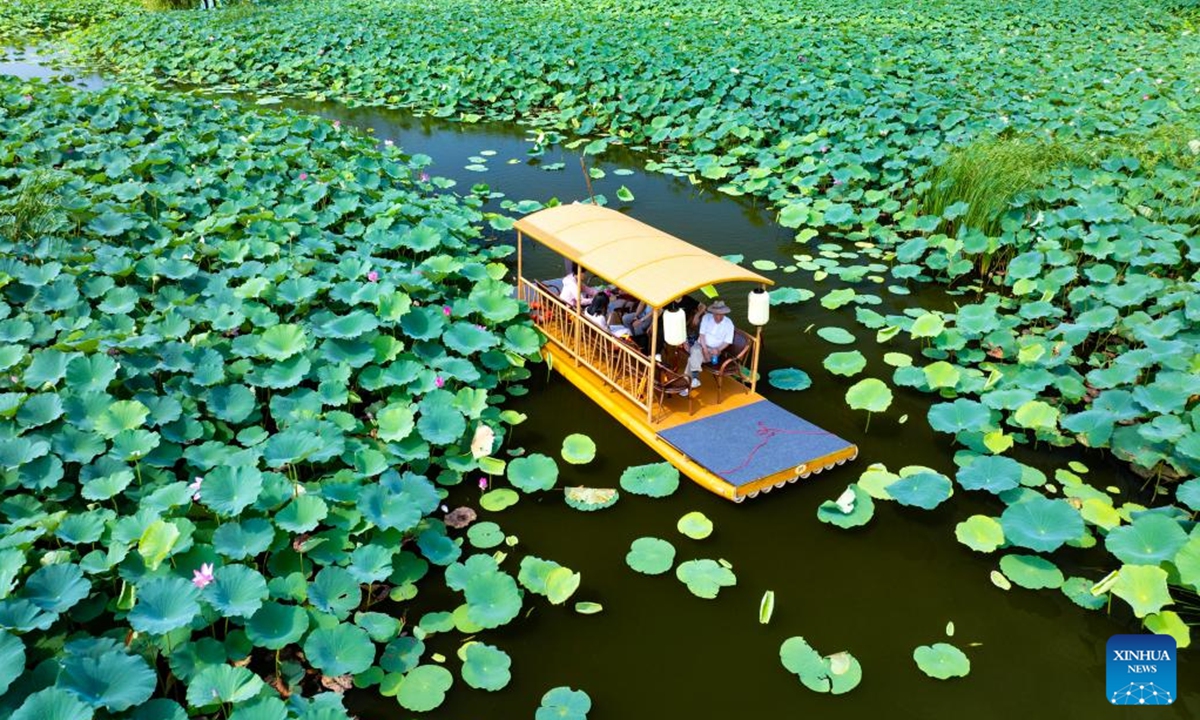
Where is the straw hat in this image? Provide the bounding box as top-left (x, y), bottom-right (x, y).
top-left (707, 300), bottom-right (731, 315)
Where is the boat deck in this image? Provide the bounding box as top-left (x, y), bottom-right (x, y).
top-left (544, 342), bottom-right (858, 501)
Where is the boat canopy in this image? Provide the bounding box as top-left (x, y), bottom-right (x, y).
top-left (513, 205), bottom-right (773, 308)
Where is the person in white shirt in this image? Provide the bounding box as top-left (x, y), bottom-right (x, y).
top-left (686, 299), bottom-right (734, 387)
top-left (584, 293), bottom-right (632, 337)
top-left (559, 261), bottom-right (597, 307)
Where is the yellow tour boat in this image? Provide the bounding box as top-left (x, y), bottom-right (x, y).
top-left (514, 205), bottom-right (858, 502)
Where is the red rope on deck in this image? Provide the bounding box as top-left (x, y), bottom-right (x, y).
top-left (716, 420), bottom-right (833, 477)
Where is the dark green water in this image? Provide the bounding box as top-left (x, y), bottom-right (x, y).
top-left (4, 56), bottom-right (1197, 720)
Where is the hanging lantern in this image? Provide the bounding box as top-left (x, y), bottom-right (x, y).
top-left (663, 305), bottom-right (687, 346)
top-left (748, 287), bottom-right (770, 327)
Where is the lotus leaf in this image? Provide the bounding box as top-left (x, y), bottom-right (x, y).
top-left (998, 554), bottom-right (1064, 590)
top-left (518, 556), bottom-right (581, 604)
top-left (61, 643), bottom-right (157, 712)
top-left (445, 555), bottom-right (521, 628)
top-left (625, 537), bottom-right (676, 575)
top-left (1105, 514), bottom-right (1188, 565)
top-left (0, 630), bottom-right (24, 696)
top-left (823, 350), bottom-right (866, 377)
top-left (675, 559), bottom-right (736, 599)
top-left (886, 472), bottom-right (952, 510)
top-left (1144, 611), bottom-right (1191, 650)
top-left (480, 488), bottom-right (519, 511)
top-left (275, 495), bottom-right (328, 533)
top-left (11, 688), bottom-right (95, 720)
top-left (574, 601), bottom-right (603, 614)
top-left (816, 327), bottom-right (856, 345)
top-left (213, 519), bottom-right (276, 560)
top-left (467, 521), bottom-right (505, 549)
top-left (816, 484), bottom-right (874, 528)
top-left (127, 576), bottom-right (199, 635)
top-left (303, 625), bottom-right (376, 676)
top-left (1060, 577), bottom-right (1108, 610)
top-left (309, 567), bottom-right (362, 619)
top-left (22, 563), bottom-right (90, 613)
top-left (677, 511), bottom-right (714, 539)
top-left (459, 642), bottom-right (512, 691)
top-left (619, 462), bottom-right (680, 497)
top-left (507, 453), bottom-right (559, 492)
top-left (536, 686), bottom-right (591, 720)
top-left (246, 602), bottom-right (309, 650)
top-left (200, 465), bottom-right (263, 517)
top-left (202, 564), bottom-right (268, 618)
top-left (955, 456), bottom-right (1022, 494)
top-left (564, 487), bottom-right (618, 511)
top-left (913, 643), bottom-right (970, 679)
top-left (999, 497), bottom-right (1083, 553)
top-left (561, 433), bottom-right (596, 464)
top-left (768, 368), bottom-right (812, 391)
top-left (1111, 564), bottom-right (1172, 618)
top-left (1175, 479), bottom-right (1200, 512)
top-left (845, 378), bottom-right (892, 416)
top-left (186, 664), bottom-right (265, 708)
top-left (954, 515), bottom-right (1005, 553)
top-left (397, 665), bottom-right (453, 712)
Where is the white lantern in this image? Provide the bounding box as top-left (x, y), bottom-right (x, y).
top-left (748, 287), bottom-right (770, 327)
top-left (663, 306), bottom-right (687, 346)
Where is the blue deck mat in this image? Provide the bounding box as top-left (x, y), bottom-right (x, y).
top-left (658, 400), bottom-right (854, 487)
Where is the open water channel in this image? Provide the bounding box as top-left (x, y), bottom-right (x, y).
top-left (3, 48), bottom-right (1197, 719)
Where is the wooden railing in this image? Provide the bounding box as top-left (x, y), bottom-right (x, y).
top-left (520, 279), bottom-right (653, 411)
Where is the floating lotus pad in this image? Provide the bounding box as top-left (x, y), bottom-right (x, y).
top-left (779, 637), bottom-right (863, 694)
top-left (677, 511), bottom-right (714, 539)
top-left (954, 515), bottom-right (1005, 553)
top-left (1104, 513), bottom-right (1188, 565)
top-left (998, 497), bottom-right (1083, 553)
top-left (466, 521), bottom-right (505, 549)
top-left (564, 487), bottom-right (618, 511)
top-left (816, 327), bottom-right (856, 345)
top-left (397, 665), bottom-right (453, 712)
top-left (955, 455), bottom-right (1023, 494)
top-left (767, 368), bottom-right (812, 391)
top-left (458, 642), bottom-right (511, 691)
top-left (506, 454), bottom-right (559, 492)
top-left (845, 378), bottom-right (893, 414)
top-left (1060, 577), bottom-right (1108, 610)
top-left (1110, 564), bottom-right (1172, 618)
top-left (625, 537), bottom-right (676, 575)
top-left (816, 484), bottom-right (875, 528)
top-left (536, 687), bottom-right (591, 720)
top-left (561, 434), bottom-right (597, 464)
top-left (998, 554), bottom-right (1064, 589)
top-left (480, 488), bottom-right (519, 512)
top-left (518, 556), bottom-right (581, 604)
top-left (913, 643), bottom-right (970, 679)
top-left (675, 559), bottom-right (736, 599)
top-left (823, 350), bottom-right (867, 377)
top-left (574, 602), bottom-right (603, 615)
top-left (619, 462), bottom-right (680, 498)
top-left (886, 471), bottom-right (952, 510)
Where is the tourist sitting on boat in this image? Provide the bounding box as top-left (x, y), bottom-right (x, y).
top-left (622, 300), bottom-right (653, 337)
top-left (686, 299), bottom-right (734, 387)
top-left (584, 292), bottom-right (633, 338)
top-left (559, 261), bottom-right (598, 306)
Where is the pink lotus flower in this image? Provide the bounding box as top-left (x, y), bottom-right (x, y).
top-left (299, 172), bottom-right (308, 181)
top-left (21, 95), bottom-right (32, 102)
top-left (820, 145), bottom-right (829, 153)
top-left (367, 270), bottom-right (379, 282)
top-left (188, 476), bottom-right (203, 501)
top-left (442, 305), bottom-right (451, 317)
top-left (1142, 94), bottom-right (1150, 100)
top-left (419, 172), bottom-right (430, 182)
top-left (832, 179), bottom-right (843, 186)
top-left (333, 120), bottom-right (341, 129)
top-left (478, 477), bottom-right (488, 491)
top-left (434, 375), bottom-right (445, 388)
top-left (192, 563), bottom-right (215, 589)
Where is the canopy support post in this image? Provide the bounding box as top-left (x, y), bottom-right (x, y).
top-left (750, 325), bottom-right (762, 395)
top-left (516, 231), bottom-right (523, 301)
top-left (573, 264), bottom-right (583, 366)
top-left (646, 308), bottom-right (659, 424)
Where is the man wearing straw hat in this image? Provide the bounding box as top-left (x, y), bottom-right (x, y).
top-left (686, 299), bottom-right (734, 388)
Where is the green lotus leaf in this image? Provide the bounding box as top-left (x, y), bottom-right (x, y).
top-left (998, 554), bottom-right (1064, 589)
top-left (922, 361), bottom-right (960, 390)
top-left (561, 433), bottom-right (596, 464)
top-left (677, 511), bottom-right (713, 539)
top-left (914, 643), bottom-right (970, 679)
top-left (883, 352), bottom-right (912, 367)
top-left (58, 509), bottom-right (110, 545)
top-left (857, 464), bottom-right (899, 498)
top-left (275, 494), bottom-right (328, 533)
top-left (16, 393), bottom-right (62, 428)
top-left (480, 488), bottom-right (519, 511)
top-left (466, 521), bottom-right (505, 549)
top-left (886, 471), bottom-right (952, 510)
top-left (201, 564), bottom-right (267, 618)
top-left (1144, 611), bottom-right (1191, 650)
top-left (376, 403), bottom-right (415, 442)
top-left (1111, 564), bottom-right (1172, 618)
top-left (186, 664), bottom-right (265, 708)
top-left (397, 665), bottom-right (453, 712)
top-left (381, 636), bottom-right (425, 674)
top-left (303, 624), bottom-right (376, 676)
top-left (417, 390), bottom-right (466, 444)
top-left (443, 323), bottom-right (498, 355)
top-left (536, 686), bottom-right (591, 720)
top-left (358, 475), bottom-right (438, 532)
top-left (80, 469), bottom-right (134, 501)
top-left (309, 566), bottom-right (361, 619)
top-left (954, 515), bottom-right (1005, 553)
top-left (11, 688), bottom-right (95, 720)
top-left (768, 368), bottom-right (812, 390)
top-left (507, 453), bottom-right (559, 492)
top-left (956, 455), bottom-right (1022, 494)
top-left (0, 630), bottom-right (25, 696)
top-left (845, 378), bottom-right (892, 414)
top-left (246, 602), bottom-right (309, 650)
top-left (823, 350), bottom-right (866, 377)
top-left (128, 576), bottom-right (199, 635)
top-left (263, 428), bottom-right (323, 467)
top-left (619, 462), bottom-right (680, 498)
top-left (23, 563), bottom-right (90, 613)
top-left (1176, 480), bottom-right (1200, 512)
top-left (1061, 577), bottom-right (1108, 610)
top-left (356, 611), bottom-right (402, 643)
top-left (816, 327), bottom-right (856, 345)
top-left (94, 399), bottom-right (149, 438)
top-left (445, 555), bottom-right (521, 628)
top-left (1176, 535), bottom-right (1200, 593)
top-left (574, 601), bottom-right (603, 615)
top-left (518, 556), bottom-right (581, 604)
top-left (1012, 400), bottom-right (1060, 432)
top-left (675, 558), bottom-right (736, 599)
top-left (816, 484), bottom-right (874, 528)
top-left (200, 465), bottom-right (263, 517)
top-left (779, 637), bottom-right (829, 692)
top-left (348, 544), bottom-right (396, 584)
top-left (625, 537), bottom-right (676, 575)
top-left (1105, 514), bottom-right (1188, 565)
top-left (23, 349), bottom-right (70, 387)
top-left (212, 518), bottom-right (275, 560)
top-left (61, 643), bottom-right (156, 712)
top-left (564, 486), bottom-right (618, 511)
top-left (258, 324), bottom-right (308, 360)
top-left (400, 306), bottom-right (446, 341)
top-left (999, 497), bottom-right (1083, 553)
top-left (459, 641), bottom-right (512, 691)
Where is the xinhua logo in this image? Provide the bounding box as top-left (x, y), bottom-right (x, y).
top-left (1106, 634), bottom-right (1176, 706)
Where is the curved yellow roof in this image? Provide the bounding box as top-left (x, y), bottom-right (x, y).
top-left (514, 205), bottom-right (772, 308)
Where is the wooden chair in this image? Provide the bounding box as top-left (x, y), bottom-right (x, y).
top-left (653, 352), bottom-right (693, 419)
top-left (704, 329), bottom-right (753, 403)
